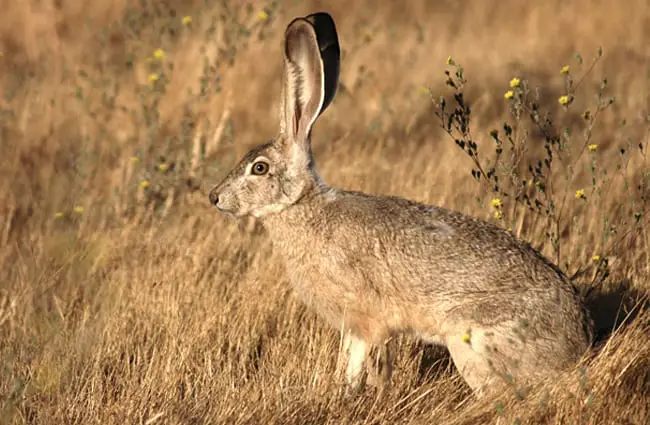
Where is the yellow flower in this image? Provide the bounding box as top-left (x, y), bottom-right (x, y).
top-left (575, 189), bottom-right (585, 199)
top-left (130, 156), bottom-right (139, 163)
top-left (509, 77), bottom-right (520, 88)
top-left (152, 48), bottom-right (165, 60)
top-left (493, 210), bottom-right (503, 220)
top-left (140, 180), bottom-right (150, 189)
top-left (54, 212), bottom-right (64, 219)
top-left (507, 226), bottom-right (513, 232)
top-left (491, 198), bottom-right (503, 208)
top-left (461, 332), bottom-right (471, 344)
top-left (558, 95), bottom-right (571, 106)
top-left (157, 163), bottom-right (169, 172)
top-left (181, 16), bottom-right (192, 26)
top-left (257, 10), bottom-right (269, 21)
top-left (560, 65), bottom-right (570, 74)
top-left (592, 255), bottom-right (601, 262)
top-left (147, 73), bottom-right (159, 85)
top-left (504, 90), bottom-right (514, 100)
top-left (73, 206), bottom-right (85, 214)
top-left (587, 144), bottom-right (598, 152)
top-left (446, 56), bottom-right (454, 66)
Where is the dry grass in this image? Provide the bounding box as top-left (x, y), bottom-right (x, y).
top-left (1, 0), bottom-right (649, 423)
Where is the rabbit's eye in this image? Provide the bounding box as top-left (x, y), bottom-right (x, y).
top-left (251, 161), bottom-right (270, 176)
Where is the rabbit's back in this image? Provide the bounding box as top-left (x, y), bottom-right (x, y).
top-left (270, 188), bottom-right (569, 295)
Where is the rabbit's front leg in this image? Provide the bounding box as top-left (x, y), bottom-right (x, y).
top-left (341, 330), bottom-right (369, 392)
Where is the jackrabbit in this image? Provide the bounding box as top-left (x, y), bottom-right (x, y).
top-left (208, 12), bottom-right (593, 396)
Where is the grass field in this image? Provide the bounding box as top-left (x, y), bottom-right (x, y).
top-left (1, 1), bottom-right (649, 423)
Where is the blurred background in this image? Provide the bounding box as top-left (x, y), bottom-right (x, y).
top-left (0, 1), bottom-right (648, 423)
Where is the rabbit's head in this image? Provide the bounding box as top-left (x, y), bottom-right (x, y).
top-left (209, 13), bottom-right (340, 218)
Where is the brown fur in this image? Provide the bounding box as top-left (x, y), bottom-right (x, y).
top-left (209, 12), bottom-right (593, 396)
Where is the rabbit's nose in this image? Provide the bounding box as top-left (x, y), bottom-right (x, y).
top-left (209, 189), bottom-right (219, 207)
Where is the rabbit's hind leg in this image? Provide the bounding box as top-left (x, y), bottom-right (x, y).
top-left (444, 328), bottom-right (502, 397)
top-left (445, 323), bottom-right (533, 397)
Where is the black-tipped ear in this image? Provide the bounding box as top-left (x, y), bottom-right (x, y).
top-left (280, 13), bottom-right (340, 150)
top-left (304, 12), bottom-right (340, 115)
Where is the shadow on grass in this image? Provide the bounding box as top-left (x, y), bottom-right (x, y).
top-left (586, 279), bottom-right (649, 347)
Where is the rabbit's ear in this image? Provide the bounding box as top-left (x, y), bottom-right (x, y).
top-left (280, 13), bottom-right (340, 150)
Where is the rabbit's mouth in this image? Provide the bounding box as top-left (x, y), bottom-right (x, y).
top-left (212, 201), bottom-right (247, 219)
top-left (214, 206), bottom-right (238, 218)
